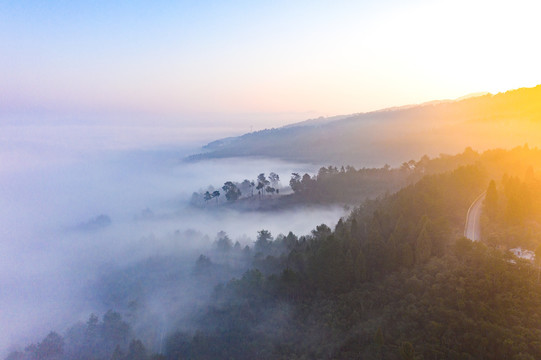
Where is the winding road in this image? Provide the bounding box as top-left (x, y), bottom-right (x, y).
top-left (464, 192), bottom-right (486, 241)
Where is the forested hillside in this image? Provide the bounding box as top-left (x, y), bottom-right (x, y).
top-left (191, 145), bottom-right (541, 211)
top-left (164, 165), bottom-right (493, 359)
top-left (9, 146), bottom-right (541, 360)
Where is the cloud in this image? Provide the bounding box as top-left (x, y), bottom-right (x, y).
top-left (0, 140), bottom-right (345, 356)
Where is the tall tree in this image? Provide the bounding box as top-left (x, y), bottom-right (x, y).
top-left (301, 173), bottom-right (312, 190)
top-left (222, 181), bottom-right (241, 201)
top-left (350, 218), bottom-right (360, 242)
top-left (269, 172), bottom-right (280, 188)
top-left (36, 332), bottom-right (64, 359)
top-left (256, 173), bottom-right (269, 199)
top-left (255, 230), bottom-right (273, 253)
top-left (203, 191), bottom-right (212, 202)
top-left (354, 250), bottom-right (367, 282)
top-left (400, 243), bottom-right (415, 268)
top-left (485, 180), bottom-right (498, 219)
top-left (239, 179), bottom-right (253, 197)
top-left (250, 180), bottom-right (255, 197)
top-left (126, 339), bottom-right (148, 360)
top-left (415, 224), bottom-right (431, 264)
top-left (289, 173), bottom-right (302, 193)
top-left (215, 231), bottom-right (232, 252)
top-left (102, 310), bottom-right (131, 352)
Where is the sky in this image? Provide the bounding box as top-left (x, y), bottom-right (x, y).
top-left (1, 0), bottom-right (541, 141)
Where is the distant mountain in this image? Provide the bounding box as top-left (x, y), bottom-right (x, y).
top-left (187, 85), bottom-right (541, 167)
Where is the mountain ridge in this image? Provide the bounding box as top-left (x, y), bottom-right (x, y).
top-left (188, 85), bottom-right (541, 166)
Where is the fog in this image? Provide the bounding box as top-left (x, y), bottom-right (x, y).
top-left (0, 132), bottom-right (346, 356)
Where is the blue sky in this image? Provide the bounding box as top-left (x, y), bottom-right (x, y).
top-left (1, 0), bottom-right (540, 134)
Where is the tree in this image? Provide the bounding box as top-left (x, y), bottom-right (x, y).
top-left (354, 250), bottom-right (367, 282)
top-left (350, 218), bottom-right (360, 241)
top-left (312, 224), bottom-right (331, 239)
top-left (250, 180), bottom-right (255, 196)
top-left (215, 231), bottom-right (232, 252)
top-left (194, 255), bottom-right (212, 274)
top-left (222, 181), bottom-right (241, 201)
top-left (392, 214), bottom-right (409, 242)
top-left (36, 331), bottom-right (64, 359)
top-left (284, 231), bottom-right (298, 250)
top-left (203, 191), bottom-right (212, 202)
top-left (126, 339), bottom-right (148, 360)
top-left (256, 173), bottom-right (270, 199)
top-left (81, 313), bottom-right (100, 358)
top-left (269, 172), bottom-right (280, 188)
top-left (211, 190), bottom-right (220, 203)
top-left (399, 341), bottom-right (416, 360)
top-left (485, 180), bottom-right (498, 219)
top-left (290, 173), bottom-right (302, 193)
top-left (301, 173), bottom-right (312, 189)
top-left (415, 224), bottom-right (431, 264)
top-left (239, 179), bottom-right (253, 197)
top-left (401, 243), bottom-right (415, 268)
top-left (401, 162), bottom-right (413, 172)
top-left (334, 218), bottom-right (347, 239)
top-left (255, 230), bottom-right (273, 253)
top-left (102, 310), bottom-right (131, 351)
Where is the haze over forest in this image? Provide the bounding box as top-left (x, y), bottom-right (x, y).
top-left (191, 85), bottom-right (541, 166)
top-left (3, 1), bottom-right (541, 359)
top-left (5, 81), bottom-right (541, 359)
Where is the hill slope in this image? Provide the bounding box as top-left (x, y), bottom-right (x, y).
top-left (188, 85), bottom-right (541, 166)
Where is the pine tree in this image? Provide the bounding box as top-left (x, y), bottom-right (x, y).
top-left (401, 243), bottom-right (414, 268)
top-left (334, 218), bottom-right (347, 239)
top-left (415, 225), bottom-right (431, 265)
top-left (354, 250), bottom-right (367, 282)
top-left (350, 218), bottom-right (360, 241)
top-left (393, 213), bottom-right (410, 243)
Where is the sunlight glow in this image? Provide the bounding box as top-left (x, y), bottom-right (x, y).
top-left (0, 0), bottom-right (540, 126)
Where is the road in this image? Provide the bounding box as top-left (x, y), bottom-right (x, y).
top-left (464, 192), bottom-right (486, 241)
